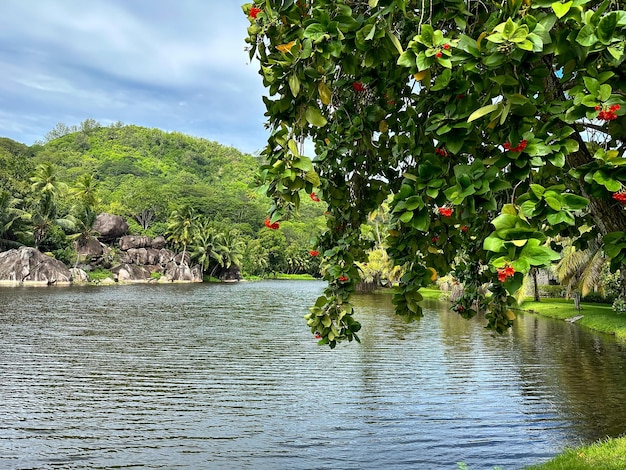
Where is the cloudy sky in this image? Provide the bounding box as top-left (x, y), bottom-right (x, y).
top-left (0, 1), bottom-right (269, 154)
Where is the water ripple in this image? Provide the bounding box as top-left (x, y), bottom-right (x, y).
top-left (1, 281), bottom-right (626, 469)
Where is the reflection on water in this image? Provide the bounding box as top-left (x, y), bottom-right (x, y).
top-left (1, 281), bottom-right (625, 469)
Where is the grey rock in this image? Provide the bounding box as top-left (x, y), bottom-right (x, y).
top-left (93, 213), bottom-right (129, 240)
top-left (119, 235), bottom-right (152, 251)
top-left (151, 236), bottom-right (167, 250)
top-left (0, 247), bottom-right (71, 285)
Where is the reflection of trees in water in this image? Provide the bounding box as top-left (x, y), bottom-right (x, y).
top-left (353, 293), bottom-right (626, 444)
top-left (513, 313), bottom-right (626, 441)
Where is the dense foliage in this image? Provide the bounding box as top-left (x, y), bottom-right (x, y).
top-left (0, 122), bottom-right (325, 277)
top-left (244, 0), bottom-right (626, 346)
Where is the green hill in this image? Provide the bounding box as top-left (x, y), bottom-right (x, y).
top-left (0, 121), bottom-right (325, 277)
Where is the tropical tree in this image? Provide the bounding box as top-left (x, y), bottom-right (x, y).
top-left (217, 229), bottom-right (246, 273)
top-left (28, 162), bottom-right (72, 249)
top-left (166, 205), bottom-right (199, 259)
top-left (0, 190), bottom-right (29, 249)
top-left (190, 218), bottom-right (225, 276)
top-left (554, 236), bottom-right (607, 299)
top-left (244, 0), bottom-right (626, 347)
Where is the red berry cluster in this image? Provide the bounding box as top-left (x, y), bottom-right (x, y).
top-left (309, 250), bottom-right (319, 257)
top-left (264, 218), bottom-right (280, 230)
top-left (338, 275), bottom-right (349, 282)
top-left (438, 207), bottom-right (453, 217)
top-left (310, 192), bottom-right (321, 202)
top-left (595, 104), bottom-right (621, 121)
top-left (435, 148), bottom-right (448, 157)
top-left (612, 192), bottom-right (626, 204)
top-left (503, 140), bottom-right (528, 152)
top-left (352, 82), bottom-right (366, 92)
top-left (249, 6), bottom-right (262, 18)
top-left (497, 266), bottom-right (515, 282)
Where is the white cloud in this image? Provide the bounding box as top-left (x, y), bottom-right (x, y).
top-left (0, 1), bottom-right (269, 153)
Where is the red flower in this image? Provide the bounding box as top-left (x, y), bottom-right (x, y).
top-left (338, 275), bottom-right (349, 282)
top-left (461, 225), bottom-right (468, 233)
top-left (431, 236), bottom-right (439, 243)
top-left (309, 250), bottom-right (319, 257)
top-left (497, 265), bottom-right (515, 282)
top-left (310, 192), bottom-right (321, 202)
top-left (598, 110), bottom-right (618, 121)
top-left (443, 44), bottom-right (450, 50)
top-left (612, 192), bottom-right (626, 204)
top-left (352, 82), bottom-right (366, 92)
top-left (249, 6), bottom-right (262, 18)
top-left (435, 148), bottom-right (448, 157)
top-left (503, 140), bottom-right (527, 152)
top-left (438, 207), bottom-right (453, 217)
top-left (314, 333), bottom-right (322, 339)
top-left (264, 218), bottom-right (280, 230)
top-left (435, 51), bottom-right (443, 58)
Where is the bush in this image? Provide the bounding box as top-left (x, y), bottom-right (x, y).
top-left (582, 292), bottom-right (616, 304)
top-left (612, 296), bottom-right (626, 315)
top-left (87, 268), bottom-right (113, 282)
top-left (538, 284), bottom-right (566, 298)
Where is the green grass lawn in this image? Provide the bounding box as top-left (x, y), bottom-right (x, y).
top-left (517, 298), bottom-right (626, 341)
top-left (524, 436), bottom-right (626, 470)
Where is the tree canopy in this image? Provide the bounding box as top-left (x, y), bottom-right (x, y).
top-left (244, 0), bottom-right (626, 347)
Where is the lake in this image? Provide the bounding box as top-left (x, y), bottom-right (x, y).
top-left (1, 280), bottom-right (625, 469)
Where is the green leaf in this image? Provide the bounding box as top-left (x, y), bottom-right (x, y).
top-left (492, 213), bottom-right (519, 230)
top-left (484, 235), bottom-right (506, 252)
top-left (397, 50), bottom-right (415, 68)
top-left (305, 106), bottom-right (328, 127)
top-left (467, 104), bottom-right (499, 122)
top-left (562, 193), bottom-right (589, 209)
top-left (530, 184), bottom-right (545, 198)
top-left (575, 24), bottom-right (597, 47)
top-left (292, 156), bottom-right (313, 172)
top-left (387, 30), bottom-right (404, 55)
top-left (289, 74), bottom-right (300, 97)
top-left (592, 171), bottom-right (621, 191)
top-left (400, 211), bottom-right (413, 223)
top-left (519, 243), bottom-right (560, 266)
top-left (552, 1), bottom-right (572, 19)
top-left (597, 12), bottom-right (617, 44)
top-left (303, 23), bottom-right (328, 42)
top-left (305, 170), bottom-right (321, 186)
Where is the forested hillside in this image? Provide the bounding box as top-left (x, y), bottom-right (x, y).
top-left (0, 120), bottom-right (325, 277)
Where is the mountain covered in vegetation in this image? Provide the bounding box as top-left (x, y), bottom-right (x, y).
top-left (0, 120), bottom-right (325, 278)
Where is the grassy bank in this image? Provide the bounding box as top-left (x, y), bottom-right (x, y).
top-left (517, 298), bottom-right (626, 341)
top-left (524, 435), bottom-right (626, 470)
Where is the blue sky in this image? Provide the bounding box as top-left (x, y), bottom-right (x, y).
top-left (0, 1), bottom-right (268, 154)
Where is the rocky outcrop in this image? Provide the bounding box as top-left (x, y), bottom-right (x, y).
top-left (69, 267), bottom-right (89, 283)
top-left (93, 213), bottom-right (128, 241)
top-left (112, 236), bottom-right (201, 283)
top-left (0, 247), bottom-right (72, 286)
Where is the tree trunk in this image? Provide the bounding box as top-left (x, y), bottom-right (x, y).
top-left (543, 57), bottom-right (626, 296)
top-left (532, 268), bottom-right (540, 302)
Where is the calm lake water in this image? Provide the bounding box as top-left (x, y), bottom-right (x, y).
top-left (1, 280), bottom-right (626, 469)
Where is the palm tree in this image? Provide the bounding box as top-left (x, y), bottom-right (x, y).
top-left (0, 190), bottom-right (29, 249)
top-left (69, 174), bottom-right (99, 210)
top-left (29, 163), bottom-right (70, 249)
top-left (553, 236), bottom-right (606, 298)
top-left (217, 229), bottom-right (245, 271)
top-left (190, 219), bottom-right (225, 276)
top-left (166, 205), bottom-right (198, 259)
